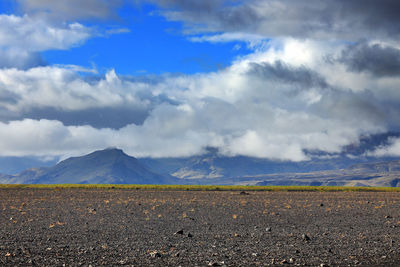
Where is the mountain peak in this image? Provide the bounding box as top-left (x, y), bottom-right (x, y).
top-left (20, 148), bottom-right (177, 184)
top-left (90, 147), bottom-right (129, 158)
top-left (104, 147), bottom-right (123, 152)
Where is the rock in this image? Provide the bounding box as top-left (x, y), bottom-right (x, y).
top-left (174, 229), bottom-right (184, 235)
top-left (280, 259), bottom-right (289, 264)
top-left (266, 227), bottom-right (272, 232)
top-left (289, 258), bottom-right (295, 263)
top-left (302, 234), bottom-right (311, 241)
top-left (240, 191), bottom-right (249, 195)
top-left (208, 260), bottom-right (224, 266)
top-left (187, 232), bottom-right (193, 238)
top-left (385, 215), bottom-right (392, 219)
top-left (149, 250), bottom-right (162, 258)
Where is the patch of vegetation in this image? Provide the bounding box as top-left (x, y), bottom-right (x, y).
top-left (0, 184), bottom-right (400, 192)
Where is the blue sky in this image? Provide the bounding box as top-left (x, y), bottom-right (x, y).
top-left (0, 0), bottom-right (400, 173)
top-left (1, 2), bottom-right (251, 75)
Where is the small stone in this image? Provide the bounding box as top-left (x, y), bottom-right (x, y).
top-left (289, 258), bottom-right (295, 263)
top-left (240, 191), bottom-right (249, 195)
top-left (174, 229), bottom-right (184, 235)
top-left (280, 259), bottom-right (289, 264)
top-left (252, 253), bottom-right (258, 257)
top-left (385, 215), bottom-right (392, 219)
top-left (208, 261), bottom-right (223, 266)
top-left (295, 249), bottom-right (300, 253)
top-left (266, 227), bottom-right (272, 232)
top-left (302, 234), bottom-right (311, 241)
top-left (187, 232), bottom-right (193, 238)
top-left (149, 251), bottom-right (162, 258)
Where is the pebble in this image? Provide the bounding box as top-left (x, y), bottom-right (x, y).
top-left (208, 260), bottom-right (224, 266)
top-left (302, 234), bottom-right (311, 241)
top-left (149, 251), bottom-right (162, 258)
top-left (174, 230), bottom-right (184, 235)
top-left (266, 227), bottom-right (272, 232)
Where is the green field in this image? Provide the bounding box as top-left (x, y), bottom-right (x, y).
top-left (1, 184), bottom-right (400, 192)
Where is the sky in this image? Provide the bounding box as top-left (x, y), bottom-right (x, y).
top-left (1, 0), bottom-right (400, 167)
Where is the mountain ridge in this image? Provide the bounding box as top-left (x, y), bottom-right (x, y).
top-left (2, 147), bottom-right (400, 186)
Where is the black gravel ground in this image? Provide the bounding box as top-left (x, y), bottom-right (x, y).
top-left (1, 188), bottom-right (400, 266)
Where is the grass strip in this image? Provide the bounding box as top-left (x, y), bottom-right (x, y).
top-left (0, 184), bottom-right (400, 192)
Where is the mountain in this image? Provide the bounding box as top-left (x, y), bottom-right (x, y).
top-left (0, 156), bottom-right (58, 175)
top-left (140, 147), bottom-right (369, 180)
top-left (347, 160), bottom-right (400, 173)
top-left (2, 142), bottom-right (400, 186)
top-left (140, 133), bottom-right (400, 181)
top-left (252, 160), bottom-right (400, 187)
top-left (2, 148), bottom-right (177, 184)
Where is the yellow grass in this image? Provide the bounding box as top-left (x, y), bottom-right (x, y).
top-left (0, 184), bottom-right (400, 192)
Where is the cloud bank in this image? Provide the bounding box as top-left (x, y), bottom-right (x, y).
top-left (0, 0), bottom-right (399, 161)
top-left (1, 38), bottom-right (398, 160)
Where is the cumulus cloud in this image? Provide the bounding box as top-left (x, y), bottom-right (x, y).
top-left (0, 14), bottom-right (91, 69)
top-left (0, 67), bottom-right (162, 128)
top-left (0, 1), bottom-right (399, 161)
top-left (153, 0), bottom-right (400, 41)
top-left (366, 137), bottom-right (400, 157)
top-left (0, 39), bottom-right (396, 160)
top-left (339, 42), bottom-right (400, 77)
top-left (0, 15), bottom-right (91, 51)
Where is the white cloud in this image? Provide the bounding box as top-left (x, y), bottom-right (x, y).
top-left (0, 38), bottom-right (396, 161)
top-left (0, 14), bottom-right (92, 69)
top-left (155, 0), bottom-right (400, 42)
top-left (366, 137), bottom-right (400, 157)
top-left (189, 32), bottom-right (266, 48)
top-left (0, 15), bottom-right (91, 51)
top-left (0, 67), bottom-right (149, 112)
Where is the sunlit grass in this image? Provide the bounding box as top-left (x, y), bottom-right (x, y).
top-left (0, 184), bottom-right (400, 192)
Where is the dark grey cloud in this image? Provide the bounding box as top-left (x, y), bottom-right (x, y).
top-left (0, 91), bottom-right (21, 105)
top-left (17, 0), bottom-right (123, 21)
top-left (313, 89), bottom-right (385, 124)
top-left (0, 106), bottom-right (150, 129)
top-left (339, 42), bottom-right (400, 77)
top-left (20, 107), bottom-right (150, 129)
top-left (153, 0), bottom-right (400, 40)
top-left (248, 61), bottom-right (328, 89)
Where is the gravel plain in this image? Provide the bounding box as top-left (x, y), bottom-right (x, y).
top-left (1, 188), bottom-right (400, 266)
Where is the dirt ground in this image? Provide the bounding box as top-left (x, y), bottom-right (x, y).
top-left (1, 188), bottom-right (400, 266)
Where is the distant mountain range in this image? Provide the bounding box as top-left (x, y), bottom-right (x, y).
top-left (1, 146), bottom-right (400, 186)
